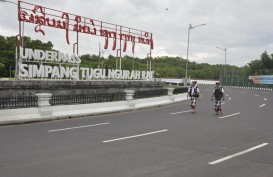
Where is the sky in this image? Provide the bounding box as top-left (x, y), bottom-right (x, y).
top-left (0, 0), bottom-right (273, 67)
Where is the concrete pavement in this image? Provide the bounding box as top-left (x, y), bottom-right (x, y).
top-left (0, 85), bottom-right (273, 177)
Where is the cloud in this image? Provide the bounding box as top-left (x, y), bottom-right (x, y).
top-left (0, 0), bottom-right (273, 66)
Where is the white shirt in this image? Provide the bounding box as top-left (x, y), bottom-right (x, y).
top-left (188, 86), bottom-right (199, 96)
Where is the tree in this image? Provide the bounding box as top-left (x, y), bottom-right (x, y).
top-left (248, 51), bottom-right (273, 75)
top-left (0, 62), bottom-right (4, 71)
top-left (0, 34), bottom-right (256, 80)
top-left (0, 35), bottom-right (55, 77)
top-left (261, 51), bottom-right (272, 70)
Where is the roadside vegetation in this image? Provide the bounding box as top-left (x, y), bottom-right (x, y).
top-left (1, 35), bottom-right (272, 80)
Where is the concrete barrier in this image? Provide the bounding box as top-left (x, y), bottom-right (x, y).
top-left (0, 93), bottom-right (189, 126)
top-left (35, 93), bottom-right (52, 107)
top-left (223, 85), bottom-right (273, 91)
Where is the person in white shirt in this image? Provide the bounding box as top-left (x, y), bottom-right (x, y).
top-left (187, 81), bottom-right (200, 113)
top-left (211, 82), bottom-right (225, 115)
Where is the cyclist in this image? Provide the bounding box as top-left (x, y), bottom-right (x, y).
top-left (211, 82), bottom-right (225, 115)
top-left (187, 81), bottom-right (200, 113)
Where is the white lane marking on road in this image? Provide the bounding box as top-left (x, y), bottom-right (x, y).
top-left (219, 112), bottom-right (240, 119)
top-left (225, 94), bottom-right (229, 97)
top-left (103, 129), bottom-right (168, 143)
top-left (170, 110), bottom-right (192, 115)
top-left (209, 143), bottom-right (269, 165)
top-left (254, 94), bottom-right (259, 97)
top-left (259, 104), bottom-right (266, 108)
top-left (228, 97), bottom-right (231, 100)
top-left (48, 122), bottom-right (110, 132)
top-left (264, 98), bottom-right (267, 101)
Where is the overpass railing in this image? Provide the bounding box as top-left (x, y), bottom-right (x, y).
top-left (50, 92), bottom-right (126, 106)
top-left (0, 96), bottom-right (38, 109)
top-left (0, 88), bottom-right (187, 109)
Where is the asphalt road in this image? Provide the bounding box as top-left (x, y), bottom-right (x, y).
top-left (0, 85), bottom-right (273, 177)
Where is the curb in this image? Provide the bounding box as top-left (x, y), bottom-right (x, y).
top-left (0, 97), bottom-right (190, 126)
top-left (224, 86), bottom-right (273, 91)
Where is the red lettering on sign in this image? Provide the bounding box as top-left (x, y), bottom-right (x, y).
top-left (18, 1), bottom-right (153, 54)
top-left (61, 13), bottom-right (70, 44)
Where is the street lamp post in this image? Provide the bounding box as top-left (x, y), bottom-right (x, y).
top-left (146, 53), bottom-right (150, 72)
top-left (216, 47), bottom-right (227, 77)
top-left (185, 23), bottom-right (206, 86)
top-left (116, 49), bottom-right (120, 70)
top-left (147, 53), bottom-right (152, 81)
top-left (132, 53), bottom-right (134, 71)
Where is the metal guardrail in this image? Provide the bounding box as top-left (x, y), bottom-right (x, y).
top-left (50, 92), bottom-right (126, 105)
top-left (221, 76), bottom-right (273, 89)
top-left (0, 96), bottom-right (38, 109)
top-left (173, 87), bottom-right (188, 94)
top-left (133, 87), bottom-right (187, 99)
top-left (134, 89), bottom-right (168, 99)
top-left (0, 88), bottom-right (188, 109)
